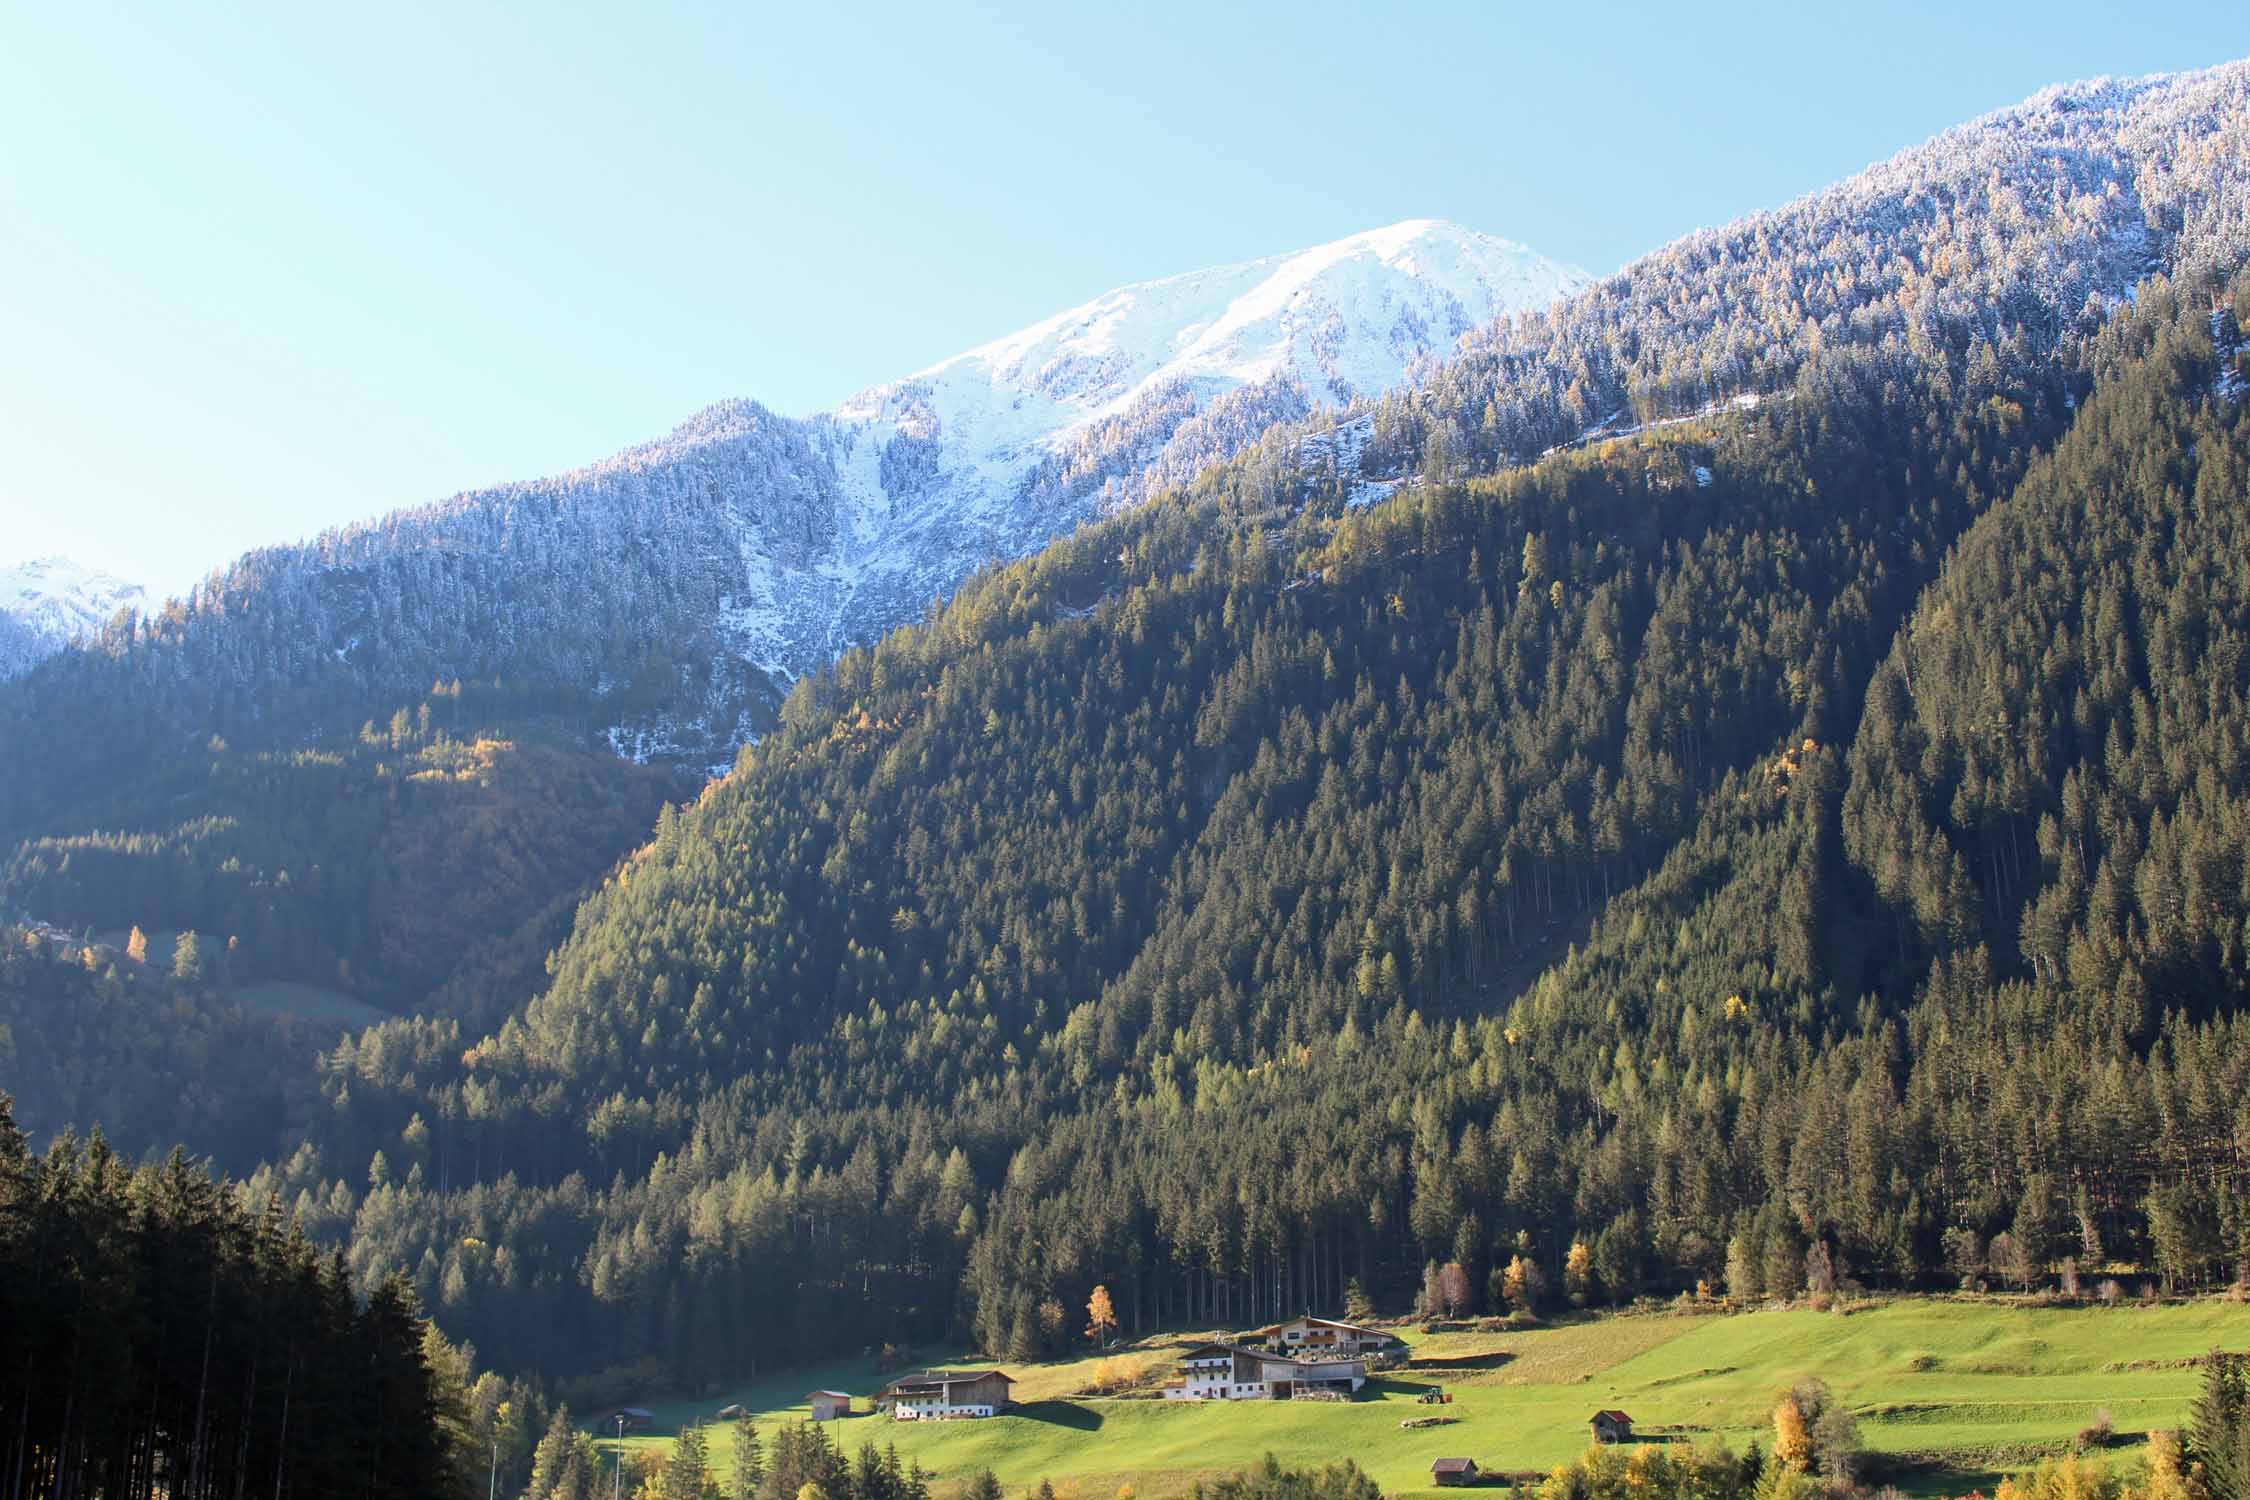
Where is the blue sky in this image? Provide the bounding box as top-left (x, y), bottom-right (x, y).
top-left (3, 1), bottom-right (2243, 594)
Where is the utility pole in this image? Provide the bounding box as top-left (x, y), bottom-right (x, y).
top-left (613, 1413), bottom-right (627, 1500)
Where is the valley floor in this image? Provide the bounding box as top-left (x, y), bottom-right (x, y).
top-left (598, 1296), bottom-right (2250, 1498)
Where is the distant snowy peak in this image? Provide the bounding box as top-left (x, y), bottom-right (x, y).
top-left (836, 219), bottom-right (1593, 451)
top-left (0, 556), bottom-right (146, 679)
top-left (0, 555), bottom-right (144, 641)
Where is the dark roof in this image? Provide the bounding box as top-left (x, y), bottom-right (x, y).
top-left (1432, 1459), bottom-right (1478, 1474)
top-left (883, 1369), bottom-right (1015, 1393)
top-left (1592, 1409), bottom-right (1634, 1423)
top-left (1251, 1316), bottom-right (1388, 1338)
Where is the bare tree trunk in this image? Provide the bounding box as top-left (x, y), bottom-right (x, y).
top-left (271, 1351), bottom-right (294, 1500)
top-left (231, 1352), bottom-right (258, 1500)
top-left (188, 1268), bottom-right (219, 1500)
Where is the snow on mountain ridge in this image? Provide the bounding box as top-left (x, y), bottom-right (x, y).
top-left (0, 557), bottom-right (148, 680)
top-left (616, 218), bottom-right (1591, 761)
top-left (839, 219), bottom-right (1589, 449)
top-left (53, 221), bottom-right (1588, 766)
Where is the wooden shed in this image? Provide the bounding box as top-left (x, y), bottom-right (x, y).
top-left (809, 1390), bottom-right (852, 1420)
top-left (1590, 1409), bottom-right (1634, 1443)
top-left (1432, 1457), bottom-right (1481, 1486)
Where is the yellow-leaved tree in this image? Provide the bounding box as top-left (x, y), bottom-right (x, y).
top-left (1086, 1284), bottom-right (1117, 1346)
top-left (1773, 1393), bottom-right (1813, 1472)
top-left (1565, 1240), bottom-right (1595, 1301)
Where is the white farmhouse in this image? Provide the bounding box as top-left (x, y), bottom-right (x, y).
top-left (873, 1369), bottom-right (1015, 1419)
top-left (1163, 1342), bottom-right (1367, 1401)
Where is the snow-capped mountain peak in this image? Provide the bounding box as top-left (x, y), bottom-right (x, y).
top-left (78, 221), bottom-right (1592, 765)
top-left (0, 556), bottom-right (146, 678)
top-left (838, 219), bottom-right (1591, 456)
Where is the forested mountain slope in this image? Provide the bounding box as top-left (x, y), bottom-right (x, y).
top-left (0, 671), bottom-right (674, 1178)
top-left (261, 252), bottom-right (2250, 1396)
top-left (4, 61), bottom-right (2247, 1403)
top-left (0, 691), bottom-right (677, 1168)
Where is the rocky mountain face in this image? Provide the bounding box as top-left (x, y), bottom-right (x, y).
top-left (0, 558), bottom-right (145, 680)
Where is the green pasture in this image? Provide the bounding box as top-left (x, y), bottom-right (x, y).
top-left (597, 1298), bottom-right (2250, 1499)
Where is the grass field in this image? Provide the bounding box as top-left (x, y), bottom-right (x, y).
top-left (597, 1298), bottom-right (2250, 1499)
top-left (226, 977), bottom-right (385, 1029)
top-left (88, 927), bottom-right (385, 1030)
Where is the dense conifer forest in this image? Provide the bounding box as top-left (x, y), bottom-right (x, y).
top-left (0, 1091), bottom-right (527, 1499)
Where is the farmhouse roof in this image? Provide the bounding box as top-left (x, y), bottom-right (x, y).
top-left (883, 1368), bottom-right (1015, 1393)
top-left (1249, 1315), bottom-right (1388, 1337)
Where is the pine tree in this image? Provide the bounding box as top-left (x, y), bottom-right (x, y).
top-left (666, 1425), bottom-right (718, 1500)
top-left (171, 928), bottom-right (204, 983)
top-left (2188, 1353), bottom-right (2250, 1500)
top-left (731, 1415), bottom-right (765, 1500)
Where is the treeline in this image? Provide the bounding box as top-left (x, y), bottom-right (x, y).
top-left (0, 1091), bottom-right (532, 1499)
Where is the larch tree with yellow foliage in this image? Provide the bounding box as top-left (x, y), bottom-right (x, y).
top-left (1085, 1284), bottom-right (1117, 1346)
top-left (1565, 1240), bottom-right (1595, 1302)
top-left (1772, 1394), bottom-right (1813, 1473)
